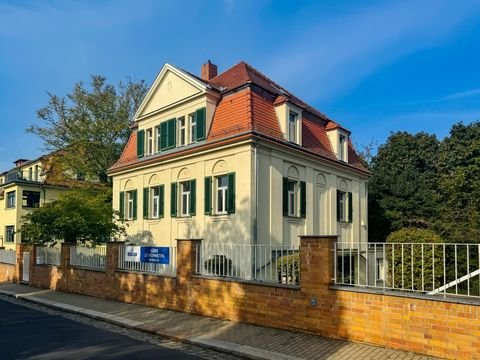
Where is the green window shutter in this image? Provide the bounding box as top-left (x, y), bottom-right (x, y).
top-left (132, 190), bottom-right (138, 220)
top-left (348, 192), bottom-right (353, 223)
top-left (167, 118), bottom-right (176, 149)
top-left (159, 185), bottom-right (165, 218)
top-left (189, 179), bottom-right (196, 216)
top-left (160, 122), bottom-right (168, 150)
top-left (119, 191), bottom-right (125, 219)
top-left (137, 130), bottom-right (145, 158)
top-left (196, 107), bottom-right (206, 141)
top-left (282, 177), bottom-right (288, 216)
top-left (204, 176), bottom-right (212, 215)
top-left (227, 172), bottom-right (236, 214)
top-left (336, 190), bottom-right (341, 221)
top-left (170, 183), bottom-right (177, 217)
top-left (156, 126), bottom-right (161, 151)
top-left (300, 181), bottom-right (306, 218)
top-left (143, 187), bottom-right (149, 219)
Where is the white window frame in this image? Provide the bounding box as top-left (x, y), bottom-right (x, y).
top-left (189, 113), bottom-right (197, 143)
top-left (178, 116), bottom-right (186, 147)
top-left (146, 128), bottom-right (153, 155)
top-left (288, 111), bottom-right (298, 143)
top-left (5, 226), bottom-right (15, 243)
top-left (180, 182), bottom-right (191, 217)
top-left (6, 191), bottom-right (15, 209)
top-left (338, 190), bottom-right (347, 222)
top-left (151, 187), bottom-right (160, 219)
top-left (34, 165), bottom-right (39, 181)
top-left (216, 175), bottom-right (228, 214)
top-left (339, 134), bottom-right (347, 161)
top-left (126, 191), bottom-right (134, 220)
top-left (287, 180), bottom-right (297, 217)
top-left (155, 125), bottom-right (161, 153)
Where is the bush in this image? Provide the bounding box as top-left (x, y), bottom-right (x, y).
top-left (204, 255), bottom-right (232, 276)
top-left (276, 253), bottom-right (300, 285)
top-left (386, 228), bottom-right (444, 291)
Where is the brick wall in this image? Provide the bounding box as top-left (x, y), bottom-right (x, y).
top-left (0, 263), bottom-right (16, 282)
top-left (25, 237), bottom-right (480, 360)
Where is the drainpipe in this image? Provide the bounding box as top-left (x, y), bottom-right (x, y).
top-left (252, 140), bottom-right (259, 277)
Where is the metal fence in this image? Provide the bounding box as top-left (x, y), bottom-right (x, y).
top-left (195, 243), bottom-right (300, 285)
top-left (0, 249), bottom-right (16, 265)
top-left (118, 246), bottom-right (176, 276)
top-left (335, 242), bottom-right (480, 299)
top-left (36, 246), bottom-right (61, 266)
top-left (69, 246), bottom-right (107, 270)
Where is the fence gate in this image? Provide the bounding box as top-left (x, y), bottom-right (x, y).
top-left (22, 252), bottom-right (30, 283)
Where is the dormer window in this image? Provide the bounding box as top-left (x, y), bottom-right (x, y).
top-left (288, 111), bottom-right (299, 143)
top-left (339, 134), bottom-right (347, 162)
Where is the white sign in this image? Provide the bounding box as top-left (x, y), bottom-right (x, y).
top-left (124, 246), bottom-right (141, 262)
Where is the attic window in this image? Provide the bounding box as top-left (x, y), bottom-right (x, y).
top-left (288, 111), bottom-right (299, 144)
top-left (339, 134), bottom-right (347, 162)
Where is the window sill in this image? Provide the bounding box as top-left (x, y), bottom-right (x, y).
top-left (210, 213), bottom-right (230, 221)
top-left (284, 216), bottom-right (304, 223)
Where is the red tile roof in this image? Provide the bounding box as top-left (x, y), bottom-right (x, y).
top-left (109, 61), bottom-right (367, 174)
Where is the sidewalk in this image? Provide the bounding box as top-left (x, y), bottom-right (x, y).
top-left (0, 283), bottom-right (434, 360)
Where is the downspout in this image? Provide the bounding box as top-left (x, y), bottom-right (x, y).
top-left (252, 140), bottom-right (259, 278)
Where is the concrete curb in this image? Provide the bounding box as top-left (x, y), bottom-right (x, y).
top-left (0, 289), bottom-right (301, 360)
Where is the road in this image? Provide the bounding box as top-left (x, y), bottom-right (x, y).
top-left (0, 297), bottom-right (218, 360)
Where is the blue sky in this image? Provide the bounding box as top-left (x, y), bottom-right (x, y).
top-left (1, 0), bottom-right (480, 171)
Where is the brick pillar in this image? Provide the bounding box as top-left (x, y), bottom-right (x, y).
top-left (105, 241), bottom-right (124, 299)
top-left (176, 239), bottom-right (202, 285)
top-left (15, 243), bottom-right (31, 283)
top-left (299, 235), bottom-right (338, 335)
top-left (60, 243), bottom-right (73, 291)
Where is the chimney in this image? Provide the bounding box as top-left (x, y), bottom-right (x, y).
top-left (201, 60), bottom-right (217, 80)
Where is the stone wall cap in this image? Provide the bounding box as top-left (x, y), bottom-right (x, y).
top-left (298, 235), bottom-right (339, 239)
top-left (176, 238), bottom-right (203, 241)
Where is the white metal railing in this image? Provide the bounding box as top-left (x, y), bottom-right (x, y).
top-left (36, 246), bottom-right (61, 266)
top-left (70, 246), bottom-right (107, 270)
top-left (0, 249), bottom-right (16, 265)
top-left (195, 244), bottom-right (300, 285)
top-left (118, 246), bottom-right (176, 276)
top-left (334, 242), bottom-right (480, 300)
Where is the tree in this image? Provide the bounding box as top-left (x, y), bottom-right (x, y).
top-left (368, 132), bottom-right (440, 241)
top-left (28, 75), bottom-right (147, 184)
top-left (437, 121), bottom-right (480, 243)
top-left (20, 186), bottom-right (126, 245)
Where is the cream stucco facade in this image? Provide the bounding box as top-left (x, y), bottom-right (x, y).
top-left (110, 63), bottom-right (369, 251)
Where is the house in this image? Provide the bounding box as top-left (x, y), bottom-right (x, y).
top-left (0, 153), bottom-right (71, 249)
top-left (108, 61), bottom-right (369, 262)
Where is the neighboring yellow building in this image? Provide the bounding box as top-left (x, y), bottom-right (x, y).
top-left (0, 155), bottom-right (68, 249)
top-left (108, 61), bottom-right (369, 253)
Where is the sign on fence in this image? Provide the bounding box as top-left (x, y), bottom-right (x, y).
top-left (124, 246), bottom-right (170, 264)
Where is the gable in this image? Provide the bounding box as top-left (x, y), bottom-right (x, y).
top-left (136, 64), bottom-right (207, 120)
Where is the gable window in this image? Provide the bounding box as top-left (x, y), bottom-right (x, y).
top-left (6, 191), bottom-right (15, 208)
top-left (28, 167), bottom-right (33, 181)
top-left (337, 190), bottom-right (353, 223)
top-left (5, 226), bottom-right (15, 243)
top-left (288, 111), bottom-right (299, 143)
top-left (23, 191), bottom-right (40, 208)
top-left (282, 177), bottom-right (306, 218)
top-left (339, 134), bottom-right (346, 162)
top-left (178, 117), bottom-right (186, 146)
top-left (155, 126), bottom-right (161, 153)
top-left (146, 128), bottom-right (153, 155)
top-left (34, 165), bottom-right (39, 181)
top-left (189, 113), bottom-right (197, 143)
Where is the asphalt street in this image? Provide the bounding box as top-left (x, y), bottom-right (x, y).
top-left (0, 298), bottom-right (201, 360)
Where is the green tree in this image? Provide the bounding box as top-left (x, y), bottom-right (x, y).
top-left (20, 187), bottom-right (126, 245)
top-left (437, 121), bottom-right (480, 243)
top-left (368, 132), bottom-right (440, 241)
top-left (28, 75), bottom-right (147, 184)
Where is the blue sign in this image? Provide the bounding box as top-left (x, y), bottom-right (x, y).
top-left (140, 247), bottom-right (170, 264)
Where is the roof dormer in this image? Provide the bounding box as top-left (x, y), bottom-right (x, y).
top-left (326, 122), bottom-right (350, 162)
top-left (274, 98), bottom-right (303, 146)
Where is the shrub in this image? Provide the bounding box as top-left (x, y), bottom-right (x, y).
top-left (276, 253), bottom-right (300, 285)
top-left (204, 255), bottom-right (232, 276)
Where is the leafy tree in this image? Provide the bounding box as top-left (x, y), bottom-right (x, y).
top-left (437, 121), bottom-right (480, 243)
top-left (368, 132), bottom-right (440, 241)
top-left (28, 75), bottom-right (147, 184)
top-left (20, 186), bottom-right (126, 245)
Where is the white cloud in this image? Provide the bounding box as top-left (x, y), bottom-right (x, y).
top-left (265, 0), bottom-right (480, 102)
